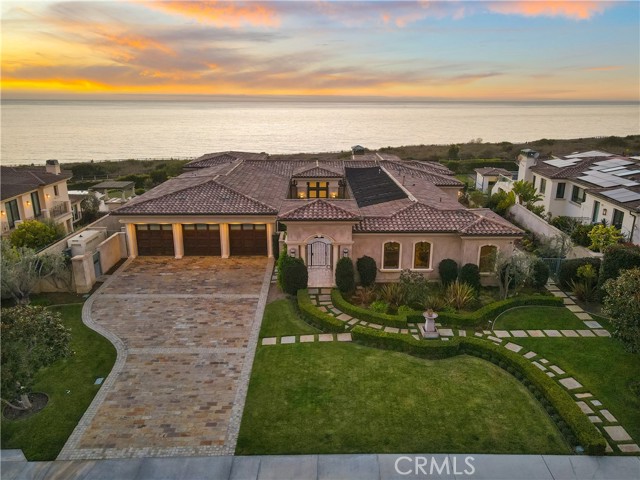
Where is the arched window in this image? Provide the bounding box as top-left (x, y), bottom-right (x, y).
top-left (383, 242), bottom-right (400, 269)
top-left (413, 242), bottom-right (432, 269)
top-left (479, 245), bottom-right (498, 273)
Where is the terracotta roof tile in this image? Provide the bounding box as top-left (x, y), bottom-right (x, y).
top-left (184, 151), bottom-right (268, 169)
top-left (114, 180), bottom-right (277, 215)
top-left (278, 199), bottom-right (361, 221)
top-left (292, 165), bottom-right (343, 178)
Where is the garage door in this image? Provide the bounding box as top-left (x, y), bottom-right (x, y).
top-left (229, 224), bottom-right (267, 256)
top-left (183, 224), bottom-right (221, 256)
top-left (136, 224), bottom-right (174, 256)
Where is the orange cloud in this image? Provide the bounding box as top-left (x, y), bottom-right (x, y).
top-left (146, 1), bottom-right (280, 28)
top-left (584, 65), bottom-right (624, 71)
top-left (487, 1), bottom-right (610, 20)
top-left (98, 31), bottom-right (175, 56)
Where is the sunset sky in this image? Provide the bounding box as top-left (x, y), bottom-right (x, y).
top-left (2, 0), bottom-right (639, 100)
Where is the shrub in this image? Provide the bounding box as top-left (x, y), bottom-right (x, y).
top-left (280, 257), bottom-right (308, 295)
top-left (570, 224), bottom-right (592, 247)
top-left (569, 264), bottom-right (598, 302)
top-left (550, 216), bottom-right (581, 235)
top-left (438, 259), bottom-right (458, 286)
top-left (331, 290), bottom-right (407, 328)
top-left (597, 244), bottom-right (640, 292)
top-left (459, 263), bottom-right (481, 291)
top-left (9, 220), bottom-right (62, 250)
top-left (399, 269), bottom-right (429, 307)
top-left (378, 282), bottom-right (406, 307)
top-left (277, 253), bottom-right (298, 290)
top-left (444, 280), bottom-right (476, 310)
top-left (603, 267), bottom-right (640, 352)
top-left (423, 294), bottom-right (448, 311)
top-left (335, 257), bottom-right (355, 294)
top-left (370, 300), bottom-right (388, 313)
top-left (558, 257), bottom-right (601, 290)
top-left (351, 286), bottom-right (377, 306)
top-left (588, 224), bottom-right (623, 252)
top-left (530, 259), bottom-right (550, 288)
top-left (397, 305), bottom-right (420, 317)
top-left (296, 290), bottom-right (344, 332)
top-left (356, 256), bottom-right (377, 287)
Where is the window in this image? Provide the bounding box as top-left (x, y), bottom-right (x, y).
top-left (53, 185), bottom-right (59, 196)
top-left (479, 245), bottom-right (497, 273)
top-left (592, 201), bottom-right (600, 223)
top-left (571, 186), bottom-right (585, 203)
top-left (612, 209), bottom-right (624, 230)
top-left (30, 192), bottom-right (41, 217)
top-left (413, 242), bottom-right (432, 269)
top-left (532, 175), bottom-right (536, 188)
top-left (383, 242), bottom-right (400, 269)
top-left (5, 200), bottom-right (20, 228)
top-left (556, 182), bottom-right (566, 199)
top-left (307, 181), bottom-right (328, 198)
top-left (539, 178), bottom-right (546, 194)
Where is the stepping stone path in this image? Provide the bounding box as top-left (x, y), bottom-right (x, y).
top-left (294, 281), bottom-right (639, 453)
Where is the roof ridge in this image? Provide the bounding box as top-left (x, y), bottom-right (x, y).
top-left (460, 214), bottom-right (485, 233)
top-left (211, 180), bottom-right (278, 212)
top-left (382, 160), bottom-right (460, 184)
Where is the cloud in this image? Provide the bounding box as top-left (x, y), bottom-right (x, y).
top-left (486, 1), bottom-right (611, 20)
top-left (145, 1), bottom-right (280, 28)
top-left (584, 65), bottom-right (624, 71)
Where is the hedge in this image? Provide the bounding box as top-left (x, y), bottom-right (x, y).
top-left (296, 290), bottom-right (345, 333)
top-left (406, 295), bottom-right (563, 327)
top-left (351, 326), bottom-right (606, 455)
top-left (558, 257), bottom-right (601, 290)
top-left (331, 290), bottom-right (407, 328)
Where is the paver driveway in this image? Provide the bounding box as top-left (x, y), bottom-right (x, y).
top-left (58, 256), bottom-right (271, 460)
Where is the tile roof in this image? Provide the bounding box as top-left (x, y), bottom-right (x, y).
top-left (184, 151), bottom-right (268, 169)
top-left (114, 180), bottom-right (277, 215)
top-left (292, 165), bottom-right (343, 178)
top-left (278, 199), bottom-right (361, 221)
top-left (354, 202), bottom-right (522, 235)
top-left (475, 167), bottom-right (512, 176)
top-left (1, 166), bottom-right (71, 200)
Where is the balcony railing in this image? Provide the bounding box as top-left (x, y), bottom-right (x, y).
top-left (50, 201), bottom-right (70, 218)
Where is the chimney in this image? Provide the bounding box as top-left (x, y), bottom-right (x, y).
top-left (45, 159), bottom-right (61, 175)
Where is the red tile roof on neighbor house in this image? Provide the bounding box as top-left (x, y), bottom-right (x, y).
top-left (115, 180), bottom-right (277, 215)
top-left (278, 199), bottom-right (362, 221)
top-left (184, 151), bottom-right (269, 169)
top-left (474, 167), bottom-right (512, 176)
top-left (291, 165), bottom-right (344, 178)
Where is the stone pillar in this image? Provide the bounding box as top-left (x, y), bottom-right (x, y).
top-left (266, 223), bottom-right (274, 258)
top-left (172, 223), bottom-right (184, 259)
top-left (332, 243), bottom-right (340, 276)
top-left (71, 254), bottom-right (96, 294)
top-left (220, 223), bottom-right (230, 258)
top-left (125, 223), bottom-right (138, 258)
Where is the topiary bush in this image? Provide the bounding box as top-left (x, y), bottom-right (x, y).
top-left (597, 243), bottom-right (640, 293)
top-left (335, 257), bottom-right (355, 294)
top-left (280, 257), bottom-right (308, 295)
top-left (530, 259), bottom-right (550, 288)
top-left (459, 263), bottom-right (481, 291)
top-left (558, 257), bottom-right (601, 290)
top-left (277, 253), bottom-right (298, 290)
top-left (438, 258), bottom-right (458, 286)
top-left (356, 255), bottom-right (377, 287)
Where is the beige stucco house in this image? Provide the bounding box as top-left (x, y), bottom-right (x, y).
top-left (113, 150), bottom-right (522, 286)
top-left (1, 160), bottom-right (74, 236)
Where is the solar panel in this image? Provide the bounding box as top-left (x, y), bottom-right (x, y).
top-left (592, 159), bottom-right (634, 168)
top-left (614, 170), bottom-right (640, 177)
top-left (602, 188), bottom-right (640, 203)
top-left (566, 151), bottom-right (612, 158)
top-left (345, 167), bottom-right (408, 207)
top-left (544, 159), bottom-right (579, 168)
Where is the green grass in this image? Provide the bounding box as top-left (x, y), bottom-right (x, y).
top-left (237, 342), bottom-right (569, 455)
top-left (510, 337), bottom-right (640, 444)
top-left (493, 306), bottom-right (587, 330)
top-left (259, 299), bottom-right (319, 338)
top-left (1, 305), bottom-right (117, 460)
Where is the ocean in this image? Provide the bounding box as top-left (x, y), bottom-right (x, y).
top-left (1, 100), bottom-right (639, 165)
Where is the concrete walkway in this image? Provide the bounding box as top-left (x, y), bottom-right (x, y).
top-left (3, 450), bottom-right (639, 480)
top-left (58, 257), bottom-right (273, 460)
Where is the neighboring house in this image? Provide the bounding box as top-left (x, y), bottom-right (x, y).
top-left (89, 180), bottom-right (136, 212)
top-left (113, 150), bottom-right (522, 287)
top-left (1, 160), bottom-right (74, 235)
top-left (474, 167), bottom-right (513, 192)
top-left (516, 149), bottom-right (640, 244)
top-left (68, 190), bottom-right (107, 224)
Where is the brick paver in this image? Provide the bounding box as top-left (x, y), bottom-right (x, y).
top-left (59, 256), bottom-right (271, 460)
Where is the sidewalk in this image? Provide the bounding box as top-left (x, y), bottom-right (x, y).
top-left (2, 450), bottom-right (639, 480)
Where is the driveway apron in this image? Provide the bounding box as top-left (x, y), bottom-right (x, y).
top-left (58, 256), bottom-right (272, 460)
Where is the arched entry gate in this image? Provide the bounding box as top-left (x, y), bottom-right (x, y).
top-left (306, 236), bottom-right (333, 287)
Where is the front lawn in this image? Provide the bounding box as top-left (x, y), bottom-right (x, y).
top-left (1, 305), bottom-right (117, 460)
top-left (237, 342), bottom-right (569, 455)
top-left (510, 337), bottom-right (640, 444)
top-left (493, 306), bottom-right (587, 330)
top-left (259, 298), bottom-right (319, 338)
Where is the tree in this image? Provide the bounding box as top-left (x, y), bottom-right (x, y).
top-left (9, 220), bottom-right (62, 250)
top-left (80, 193), bottom-right (101, 223)
top-left (469, 190), bottom-right (488, 207)
top-left (356, 256), bottom-right (377, 287)
top-left (496, 252), bottom-right (530, 299)
top-left (0, 240), bottom-right (70, 304)
top-left (447, 144), bottom-right (460, 160)
top-left (487, 190), bottom-right (515, 216)
top-left (511, 180), bottom-right (542, 207)
top-left (1, 306), bottom-right (71, 410)
top-left (335, 257), bottom-right (355, 294)
top-left (438, 259), bottom-right (458, 286)
top-left (588, 224), bottom-right (623, 252)
top-left (603, 268), bottom-right (640, 352)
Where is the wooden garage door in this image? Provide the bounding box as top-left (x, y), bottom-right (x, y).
top-left (183, 224), bottom-right (221, 256)
top-left (229, 224), bottom-right (267, 256)
top-left (136, 224), bottom-right (174, 256)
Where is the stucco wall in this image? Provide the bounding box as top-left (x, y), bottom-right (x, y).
top-left (97, 232), bottom-right (127, 274)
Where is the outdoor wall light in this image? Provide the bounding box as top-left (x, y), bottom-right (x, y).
top-left (602, 208), bottom-right (608, 216)
top-left (46, 194), bottom-right (51, 199)
top-left (343, 248), bottom-right (349, 257)
top-left (298, 192), bottom-right (306, 199)
top-left (26, 201), bottom-right (31, 206)
top-left (289, 248), bottom-right (296, 257)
